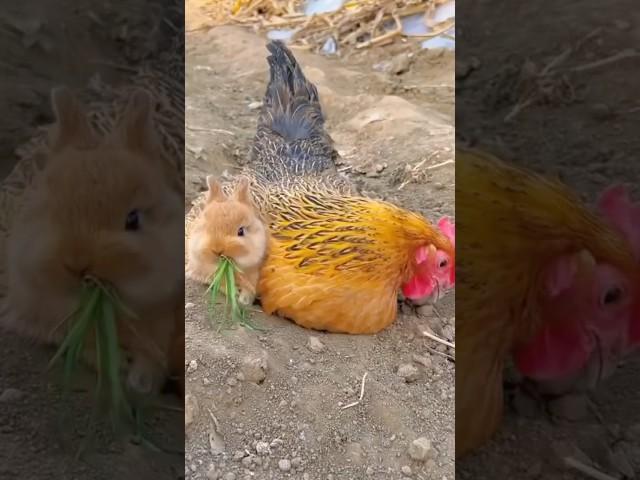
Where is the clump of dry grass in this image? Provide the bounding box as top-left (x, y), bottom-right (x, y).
top-left (203, 0), bottom-right (454, 53)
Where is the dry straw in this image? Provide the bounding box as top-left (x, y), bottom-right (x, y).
top-left (202, 0), bottom-right (454, 53)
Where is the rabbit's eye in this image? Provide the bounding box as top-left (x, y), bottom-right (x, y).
top-left (237, 227), bottom-right (245, 237)
top-left (125, 209), bottom-right (140, 231)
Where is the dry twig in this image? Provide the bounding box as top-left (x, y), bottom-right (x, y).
top-left (341, 372), bottom-right (368, 410)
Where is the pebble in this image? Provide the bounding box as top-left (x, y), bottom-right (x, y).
top-left (307, 336), bottom-right (326, 353)
top-left (248, 101), bottom-right (263, 110)
top-left (366, 466), bottom-right (375, 476)
top-left (185, 302), bottom-right (195, 309)
top-left (187, 359), bottom-right (198, 374)
top-left (278, 459), bottom-right (291, 472)
top-left (291, 457), bottom-right (302, 468)
top-left (241, 356), bottom-right (268, 384)
top-left (233, 450), bottom-right (245, 461)
top-left (185, 394), bottom-right (199, 428)
top-left (0, 388), bottom-right (24, 402)
top-left (408, 437), bottom-right (432, 461)
top-left (397, 364), bottom-right (420, 383)
top-left (389, 53), bottom-right (412, 74)
top-left (417, 304), bottom-right (433, 317)
top-left (401, 465), bottom-right (413, 476)
top-left (223, 473), bottom-right (236, 480)
top-left (255, 441), bottom-right (270, 455)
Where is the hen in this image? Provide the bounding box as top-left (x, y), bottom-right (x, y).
top-left (187, 41), bottom-right (455, 334)
top-left (455, 147), bottom-right (637, 458)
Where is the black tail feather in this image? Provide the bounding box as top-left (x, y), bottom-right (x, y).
top-left (260, 40), bottom-right (326, 141)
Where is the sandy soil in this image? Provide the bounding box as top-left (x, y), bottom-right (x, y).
top-left (456, 1), bottom-right (640, 478)
top-left (184, 21), bottom-right (456, 480)
top-left (0, 1), bottom-right (184, 479)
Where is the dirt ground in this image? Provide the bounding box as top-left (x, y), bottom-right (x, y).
top-left (0, 1), bottom-right (184, 479)
top-left (456, 1), bottom-right (640, 479)
top-left (184, 18), bottom-right (455, 480)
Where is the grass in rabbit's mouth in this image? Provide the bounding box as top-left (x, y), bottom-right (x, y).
top-left (49, 277), bottom-right (135, 431)
top-left (207, 256), bottom-right (261, 331)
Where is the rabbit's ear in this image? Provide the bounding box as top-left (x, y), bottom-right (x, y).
top-left (116, 88), bottom-right (160, 157)
top-left (233, 177), bottom-right (253, 205)
top-left (206, 176), bottom-right (226, 203)
top-left (48, 87), bottom-right (97, 151)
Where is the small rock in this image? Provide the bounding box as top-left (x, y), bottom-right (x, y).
top-left (408, 437), bottom-right (432, 461)
top-left (401, 465), bottom-right (413, 476)
top-left (248, 101), bottom-right (263, 110)
top-left (389, 53), bottom-right (412, 74)
top-left (366, 466), bottom-right (375, 476)
top-left (255, 441), bottom-right (270, 455)
top-left (397, 364), bottom-right (420, 383)
top-left (307, 336), bottom-right (326, 353)
top-left (185, 302), bottom-right (195, 309)
top-left (187, 359), bottom-right (198, 374)
top-left (241, 356), bottom-right (268, 384)
top-left (233, 450), bottom-right (246, 461)
top-left (278, 459), bottom-right (291, 472)
top-left (0, 388), bottom-right (24, 402)
top-left (185, 394), bottom-right (199, 428)
top-left (417, 304), bottom-right (433, 317)
top-left (241, 456), bottom-right (253, 468)
top-left (291, 457), bottom-right (302, 468)
top-left (223, 473), bottom-right (236, 480)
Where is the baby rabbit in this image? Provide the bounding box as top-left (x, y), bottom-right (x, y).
top-left (186, 176), bottom-right (268, 306)
top-left (3, 86), bottom-right (184, 396)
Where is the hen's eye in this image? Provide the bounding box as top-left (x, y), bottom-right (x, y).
top-left (237, 227), bottom-right (245, 237)
top-left (439, 259), bottom-right (448, 268)
top-left (125, 209), bottom-right (140, 231)
top-left (602, 286), bottom-right (623, 306)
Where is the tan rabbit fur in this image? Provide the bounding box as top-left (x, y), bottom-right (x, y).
top-left (186, 176), bottom-right (269, 306)
top-left (3, 86), bottom-right (184, 395)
